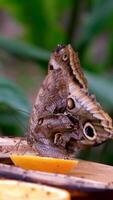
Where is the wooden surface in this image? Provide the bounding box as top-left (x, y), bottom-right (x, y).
top-left (0, 136), bottom-right (113, 189)
top-left (0, 163), bottom-right (113, 200)
top-left (70, 160), bottom-right (113, 183)
top-left (1, 137), bottom-right (113, 199)
top-left (0, 137), bottom-right (35, 155)
top-left (0, 163), bottom-right (111, 190)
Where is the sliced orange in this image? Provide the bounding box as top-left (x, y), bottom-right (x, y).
top-left (11, 155), bottom-right (78, 174)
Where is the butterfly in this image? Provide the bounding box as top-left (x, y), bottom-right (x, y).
top-left (27, 44), bottom-right (113, 159)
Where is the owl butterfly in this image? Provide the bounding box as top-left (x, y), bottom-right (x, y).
top-left (27, 44), bottom-right (113, 159)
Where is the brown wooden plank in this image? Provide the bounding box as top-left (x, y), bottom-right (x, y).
top-left (0, 163), bottom-right (111, 190)
top-left (0, 136), bottom-right (113, 186)
top-left (70, 160), bottom-right (113, 184)
top-left (0, 136), bottom-right (35, 155)
top-left (0, 163), bottom-right (113, 200)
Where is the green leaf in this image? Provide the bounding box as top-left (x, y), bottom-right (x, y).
top-left (0, 106), bottom-right (28, 136)
top-left (0, 77), bottom-right (30, 112)
top-left (76, 0), bottom-right (113, 49)
top-left (0, 0), bottom-right (69, 49)
top-left (0, 77), bottom-right (30, 135)
top-left (86, 71), bottom-right (113, 110)
top-left (0, 36), bottom-right (50, 62)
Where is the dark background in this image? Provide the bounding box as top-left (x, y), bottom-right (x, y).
top-left (0, 0), bottom-right (113, 165)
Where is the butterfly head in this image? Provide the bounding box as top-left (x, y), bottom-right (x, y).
top-left (48, 44), bottom-right (70, 70)
top-left (49, 44), bottom-right (88, 90)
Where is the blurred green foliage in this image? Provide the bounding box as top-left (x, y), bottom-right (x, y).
top-left (0, 0), bottom-right (113, 164)
top-left (0, 77), bottom-right (30, 135)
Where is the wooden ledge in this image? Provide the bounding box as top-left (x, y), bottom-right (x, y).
top-left (0, 136), bottom-right (113, 190)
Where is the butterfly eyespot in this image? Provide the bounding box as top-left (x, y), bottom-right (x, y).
top-left (62, 53), bottom-right (68, 61)
top-left (83, 122), bottom-right (97, 141)
top-left (67, 98), bottom-right (75, 109)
